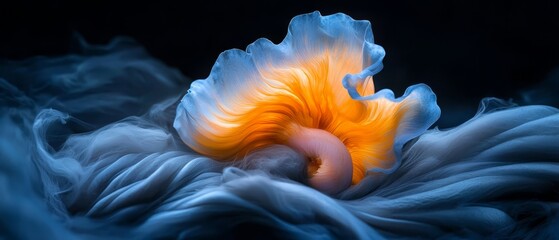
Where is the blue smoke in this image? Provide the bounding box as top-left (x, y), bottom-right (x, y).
top-left (2, 37), bottom-right (559, 239)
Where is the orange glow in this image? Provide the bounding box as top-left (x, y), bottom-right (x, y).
top-left (186, 45), bottom-right (417, 184)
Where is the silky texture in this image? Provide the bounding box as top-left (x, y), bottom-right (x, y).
top-left (175, 12), bottom-right (440, 186)
top-left (1, 12), bottom-right (559, 239)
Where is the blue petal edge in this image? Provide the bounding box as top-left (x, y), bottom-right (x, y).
top-left (174, 11), bottom-right (441, 176)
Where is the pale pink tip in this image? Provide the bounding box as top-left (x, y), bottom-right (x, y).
top-left (287, 127), bottom-right (353, 194)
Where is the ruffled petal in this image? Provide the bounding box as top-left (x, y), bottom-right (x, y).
top-left (174, 11), bottom-right (440, 184)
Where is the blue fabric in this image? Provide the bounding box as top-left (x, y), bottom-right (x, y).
top-left (1, 12), bottom-right (558, 239)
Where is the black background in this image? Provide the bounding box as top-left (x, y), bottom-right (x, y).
top-left (2, 0), bottom-right (559, 127)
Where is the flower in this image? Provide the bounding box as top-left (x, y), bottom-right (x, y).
top-left (174, 11), bottom-right (440, 194)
